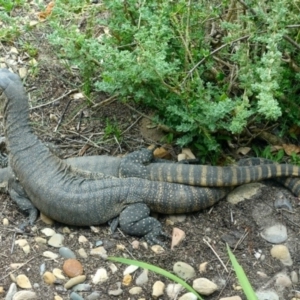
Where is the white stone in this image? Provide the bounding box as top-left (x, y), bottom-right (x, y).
top-left (92, 268), bottom-right (108, 284)
top-left (129, 286), bottom-right (143, 295)
top-left (135, 269), bottom-right (148, 286)
top-left (48, 233), bottom-right (64, 248)
top-left (193, 278), bottom-right (218, 295)
top-left (77, 248), bottom-right (88, 258)
top-left (166, 284), bottom-right (184, 299)
top-left (152, 281), bottom-right (165, 298)
top-left (173, 262), bottom-right (196, 280)
top-left (261, 225), bottom-right (287, 244)
top-left (123, 265), bottom-right (139, 275)
top-left (42, 251), bottom-right (59, 260)
top-left (179, 292), bottom-right (198, 300)
top-left (12, 291), bottom-right (37, 300)
top-left (16, 274), bottom-right (32, 289)
top-left (41, 228), bottom-right (56, 237)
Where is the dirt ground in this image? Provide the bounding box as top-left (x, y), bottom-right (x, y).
top-left (1, 2), bottom-right (300, 300)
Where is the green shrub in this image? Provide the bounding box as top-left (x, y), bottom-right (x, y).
top-left (47, 0), bottom-right (300, 159)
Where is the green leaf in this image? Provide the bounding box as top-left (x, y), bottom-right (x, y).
top-left (227, 244), bottom-right (258, 300)
top-left (108, 256), bottom-right (203, 300)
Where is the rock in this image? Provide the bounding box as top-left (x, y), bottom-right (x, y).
top-left (78, 235), bottom-right (88, 243)
top-left (122, 274), bottom-right (132, 286)
top-left (77, 248), bottom-right (88, 259)
top-left (193, 278), bottom-right (218, 295)
top-left (15, 239), bottom-right (30, 254)
top-left (12, 291), bottom-right (37, 300)
top-left (166, 284), bottom-right (184, 299)
top-left (2, 218), bottom-right (9, 226)
top-left (10, 263), bottom-right (24, 269)
top-left (182, 148), bottom-right (196, 159)
top-left (199, 262), bottom-right (208, 273)
top-left (72, 284), bottom-right (91, 292)
top-left (123, 265), bottom-right (139, 275)
top-left (275, 273), bottom-right (292, 291)
top-left (261, 224), bottom-right (287, 244)
top-left (16, 274), bottom-right (32, 289)
top-left (109, 263), bottom-right (118, 274)
top-left (274, 191), bottom-right (293, 211)
top-left (129, 286), bottom-right (143, 295)
top-left (151, 245), bottom-right (165, 254)
top-left (59, 247), bottom-right (76, 259)
top-left (270, 245), bottom-right (293, 266)
top-left (167, 215), bottom-right (187, 223)
top-left (43, 271), bottom-right (56, 285)
top-left (42, 251), bottom-right (59, 260)
top-left (90, 246), bottom-right (107, 259)
top-left (40, 213), bottom-right (54, 225)
top-left (41, 228), bottom-right (56, 236)
top-left (152, 281), bottom-right (165, 298)
top-left (86, 292), bottom-right (101, 300)
top-left (34, 237), bottom-right (47, 244)
top-left (178, 292), bottom-right (198, 300)
top-left (63, 259), bottom-right (84, 278)
top-left (171, 228), bottom-right (186, 249)
top-left (291, 270), bottom-right (298, 283)
top-left (227, 183), bottom-right (264, 204)
top-left (256, 290), bottom-right (279, 300)
top-left (92, 268), bottom-right (108, 284)
top-left (131, 240), bottom-right (140, 249)
top-left (173, 262), bottom-right (196, 280)
top-left (108, 282), bottom-right (123, 296)
top-left (5, 283), bottom-right (17, 300)
top-left (70, 292), bottom-right (84, 300)
top-left (53, 268), bottom-right (66, 280)
top-left (48, 233), bottom-right (64, 247)
top-left (54, 296), bottom-right (63, 300)
top-left (136, 269), bottom-right (148, 286)
top-left (64, 275), bottom-right (86, 289)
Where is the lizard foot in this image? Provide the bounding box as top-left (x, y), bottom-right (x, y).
top-left (119, 203), bottom-right (169, 247)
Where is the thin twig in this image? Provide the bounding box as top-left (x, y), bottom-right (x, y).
top-left (203, 238), bottom-right (229, 273)
top-left (54, 99), bottom-right (72, 132)
top-left (30, 89), bottom-right (78, 110)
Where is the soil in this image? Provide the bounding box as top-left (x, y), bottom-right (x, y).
top-left (0, 3), bottom-right (300, 300)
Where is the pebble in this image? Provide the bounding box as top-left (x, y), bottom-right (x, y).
top-left (10, 263), bottom-right (24, 269)
top-left (62, 227), bottom-right (71, 234)
top-left (199, 262), bottom-right (208, 273)
top-left (16, 274), bottom-right (32, 289)
top-left (173, 262), bottom-right (196, 280)
top-left (41, 263), bottom-right (46, 276)
top-left (86, 292), bottom-right (101, 300)
top-left (42, 251), bottom-right (59, 260)
top-left (167, 215), bottom-right (187, 223)
top-left (274, 191), bottom-right (293, 211)
top-left (108, 282), bottom-right (123, 296)
top-left (136, 269), bottom-right (149, 286)
top-left (95, 240), bottom-right (103, 246)
top-left (12, 291), bottom-right (37, 300)
top-left (34, 237), bottom-right (47, 244)
top-left (291, 271), bottom-right (298, 283)
top-left (15, 239), bottom-right (30, 254)
top-left (40, 212), bottom-right (54, 225)
top-left (122, 274), bottom-right (132, 286)
top-left (178, 292), bottom-right (198, 300)
top-left (48, 233), bottom-right (64, 248)
top-left (78, 235), bottom-right (88, 243)
top-left (69, 292), bottom-right (84, 300)
top-left (275, 273), bottom-right (292, 291)
top-left (193, 278), bottom-right (218, 295)
top-left (41, 228), bottom-right (56, 236)
top-left (166, 284), bottom-right (184, 299)
top-left (90, 246), bottom-right (107, 259)
top-left (227, 183), bottom-right (264, 204)
top-left (63, 259), bottom-right (84, 278)
top-left (270, 245), bottom-right (293, 266)
top-left (77, 248), bottom-right (88, 259)
top-left (54, 296), bottom-right (63, 300)
top-left (129, 286), bottom-right (143, 295)
top-left (109, 263), bottom-right (118, 274)
top-left (59, 247), bottom-right (76, 259)
top-left (256, 290), bottom-right (279, 300)
top-left (43, 271), bottom-right (56, 285)
top-left (171, 228), bottom-right (186, 249)
top-left (92, 268), bottom-right (108, 284)
top-left (53, 268), bottom-right (66, 280)
top-left (64, 275), bottom-right (87, 289)
top-left (261, 224), bottom-right (287, 244)
top-left (5, 283), bottom-right (17, 300)
top-left (72, 284), bottom-right (92, 292)
top-left (131, 240), bottom-right (140, 249)
top-left (152, 281), bottom-right (165, 298)
top-left (2, 218), bottom-right (9, 226)
top-left (151, 245), bottom-right (164, 254)
top-left (123, 265), bottom-right (139, 275)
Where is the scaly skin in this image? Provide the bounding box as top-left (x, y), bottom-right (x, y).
top-left (0, 69), bottom-right (231, 244)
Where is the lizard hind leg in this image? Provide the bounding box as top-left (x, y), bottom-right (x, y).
top-left (119, 203), bottom-right (169, 247)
